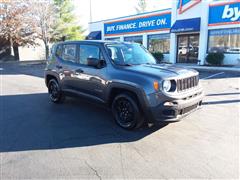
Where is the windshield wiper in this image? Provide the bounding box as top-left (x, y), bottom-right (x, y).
top-left (145, 63), bottom-right (155, 65)
top-left (116, 63), bottom-right (142, 66)
top-left (122, 63), bottom-right (133, 66)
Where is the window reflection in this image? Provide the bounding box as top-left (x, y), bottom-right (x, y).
top-left (148, 34), bottom-right (170, 54)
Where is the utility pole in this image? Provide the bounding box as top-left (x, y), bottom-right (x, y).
top-left (89, 0), bottom-right (92, 23)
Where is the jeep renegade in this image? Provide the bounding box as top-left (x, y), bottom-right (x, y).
top-left (45, 41), bottom-right (203, 130)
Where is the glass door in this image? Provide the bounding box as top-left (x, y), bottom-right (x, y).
top-left (177, 35), bottom-right (188, 63)
top-left (177, 34), bottom-right (199, 63)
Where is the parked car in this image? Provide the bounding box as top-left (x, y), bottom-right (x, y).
top-left (45, 41), bottom-right (204, 130)
top-left (226, 47), bottom-right (240, 54)
top-left (178, 46), bottom-right (187, 54)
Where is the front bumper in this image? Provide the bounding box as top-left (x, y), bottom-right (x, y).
top-left (146, 88), bottom-right (204, 123)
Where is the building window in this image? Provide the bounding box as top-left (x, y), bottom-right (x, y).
top-left (105, 37), bottom-right (120, 41)
top-left (124, 36), bottom-right (143, 44)
top-left (208, 28), bottom-right (240, 54)
top-left (148, 34), bottom-right (170, 54)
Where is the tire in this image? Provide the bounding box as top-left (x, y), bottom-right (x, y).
top-left (111, 93), bottom-right (144, 130)
top-left (48, 79), bottom-right (65, 103)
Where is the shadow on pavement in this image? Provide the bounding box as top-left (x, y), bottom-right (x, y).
top-left (0, 93), bottom-right (168, 153)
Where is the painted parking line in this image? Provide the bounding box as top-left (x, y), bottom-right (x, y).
top-left (201, 72), bottom-right (225, 80)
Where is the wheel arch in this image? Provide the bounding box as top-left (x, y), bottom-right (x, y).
top-left (106, 82), bottom-right (148, 111)
top-left (45, 72), bottom-right (60, 87)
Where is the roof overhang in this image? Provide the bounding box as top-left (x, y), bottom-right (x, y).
top-left (170, 18), bottom-right (201, 33)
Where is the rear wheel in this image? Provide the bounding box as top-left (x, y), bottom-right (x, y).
top-left (112, 93), bottom-right (144, 130)
top-left (48, 79), bottom-right (65, 103)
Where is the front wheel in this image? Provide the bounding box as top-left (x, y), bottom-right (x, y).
top-left (112, 93), bottom-right (144, 130)
top-left (48, 79), bottom-right (65, 103)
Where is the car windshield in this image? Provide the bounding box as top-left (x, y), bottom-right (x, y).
top-left (106, 43), bottom-right (156, 65)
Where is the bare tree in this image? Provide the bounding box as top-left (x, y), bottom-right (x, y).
top-left (0, 0), bottom-right (37, 59)
top-left (31, 0), bottom-right (57, 59)
top-left (1, 0), bottom-right (85, 60)
top-left (135, 0), bottom-right (147, 14)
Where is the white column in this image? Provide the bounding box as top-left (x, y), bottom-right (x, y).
top-left (120, 36), bottom-right (124, 42)
top-left (198, 2), bottom-right (209, 65)
top-left (169, 0), bottom-right (178, 64)
top-left (142, 34), bottom-right (148, 48)
top-left (170, 34), bottom-right (177, 64)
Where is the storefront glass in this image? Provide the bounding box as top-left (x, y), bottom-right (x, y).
top-left (105, 37), bottom-right (120, 41)
top-left (124, 36), bottom-right (143, 44)
top-left (148, 34), bottom-right (170, 54)
top-left (208, 28), bottom-right (240, 54)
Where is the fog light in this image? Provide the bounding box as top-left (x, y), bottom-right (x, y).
top-left (163, 101), bottom-right (175, 106)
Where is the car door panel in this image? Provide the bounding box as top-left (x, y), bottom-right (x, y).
top-left (73, 44), bottom-right (108, 100)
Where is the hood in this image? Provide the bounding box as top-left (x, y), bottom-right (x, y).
top-left (123, 64), bottom-right (198, 79)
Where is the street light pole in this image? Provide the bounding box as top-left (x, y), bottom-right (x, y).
top-left (89, 0), bottom-right (92, 23)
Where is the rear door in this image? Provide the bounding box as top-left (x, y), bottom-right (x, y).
top-left (57, 43), bottom-right (80, 91)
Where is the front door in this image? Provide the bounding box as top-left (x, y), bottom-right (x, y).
top-left (177, 34), bottom-right (199, 63)
top-left (75, 44), bottom-right (107, 100)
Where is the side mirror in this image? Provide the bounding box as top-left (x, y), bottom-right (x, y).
top-left (87, 58), bottom-right (106, 69)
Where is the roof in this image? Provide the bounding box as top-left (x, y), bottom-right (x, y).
top-left (89, 8), bottom-right (172, 24)
top-left (55, 40), bottom-right (126, 45)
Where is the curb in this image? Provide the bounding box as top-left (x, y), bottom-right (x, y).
top-left (0, 60), bottom-right (46, 65)
top-left (176, 65), bottom-right (240, 73)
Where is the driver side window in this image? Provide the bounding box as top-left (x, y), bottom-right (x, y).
top-left (79, 45), bottom-right (103, 65)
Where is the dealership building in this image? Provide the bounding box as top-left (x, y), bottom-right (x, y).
top-left (88, 0), bottom-right (240, 65)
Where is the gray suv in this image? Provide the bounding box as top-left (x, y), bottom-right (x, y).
top-left (45, 40), bottom-right (203, 130)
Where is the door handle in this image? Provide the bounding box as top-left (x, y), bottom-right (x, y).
top-left (75, 69), bottom-right (84, 73)
top-left (56, 65), bottom-right (63, 69)
top-left (75, 69), bottom-right (84, 75)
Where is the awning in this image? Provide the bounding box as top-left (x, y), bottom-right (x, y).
top-left (86, 31), bottom-right (102, 40)
top-left (170, 18), bottom-right (201, 33)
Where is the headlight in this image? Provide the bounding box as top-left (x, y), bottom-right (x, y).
top-left (162, 80), bottom-right (171, 92)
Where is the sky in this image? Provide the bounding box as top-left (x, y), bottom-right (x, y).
top-left (73, 0), bottom-right (173, 34)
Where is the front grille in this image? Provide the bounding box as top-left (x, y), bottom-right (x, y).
top-left (177, 75), bottom-right (199, 92)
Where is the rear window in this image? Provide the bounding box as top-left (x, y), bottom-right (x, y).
top-left (55, 45), bottom-right (62, 58)
top-left (62, 44), bottom-right (77, 63)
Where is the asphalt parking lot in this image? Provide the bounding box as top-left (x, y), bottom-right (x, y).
top-left (0, 62), bottom-right (239, 179)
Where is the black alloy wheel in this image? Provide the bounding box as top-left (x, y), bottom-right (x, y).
top-left (112, 93), bottom-right (144, 130)
top-left (48, 79), bottom-right (64, 103)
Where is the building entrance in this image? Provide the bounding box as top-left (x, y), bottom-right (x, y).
top-left (177, 34), bottom-right (199, 63)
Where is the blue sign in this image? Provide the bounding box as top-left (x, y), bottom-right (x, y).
top-left (177, 0), bottom-right (191, 8)
top-left (104, 12), bottom-right (171, 36)
top-left (177, 0), bottom-right (201, 14)
top-left (209, 28), bottom-right (240, 36)
top-left (209, 2), bottom-right (240, 26)
top-left (171, 18), bottom-right (201, 33)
